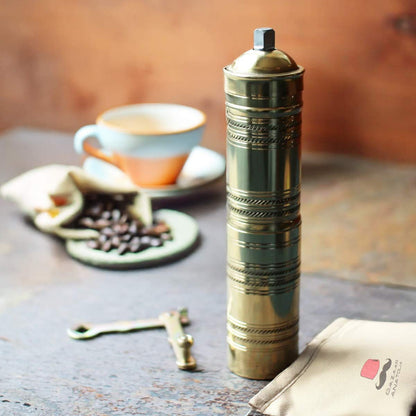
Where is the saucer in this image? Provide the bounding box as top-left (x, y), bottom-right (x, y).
top-left (66, 209), bottom-right (199, 269)
top-left (82, 146), bottom-right (225, 199)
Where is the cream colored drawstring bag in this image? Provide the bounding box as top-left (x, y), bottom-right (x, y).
top-left (250, 318), bottom-right (416, 416)
top-left (1, 165), bottom-right (152, 239)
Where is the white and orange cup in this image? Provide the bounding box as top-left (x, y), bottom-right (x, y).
top-left (74, 103), bottom-right (206, 187)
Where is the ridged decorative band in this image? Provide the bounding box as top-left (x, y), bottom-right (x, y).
top-left (227, 317), bottom-right (299, 345)
top-left (227, 131), bottom-right (300, 148)
top-left (228, 236), bottom-right (300, 250)
top-left (228, 257), bottom-right (300, 274)
top-left (228, 204), bottom-right (299, 219)
top-left (228, 258), bottom-right (300, 275)
top-left (228, 316), bottom-right (298, 334)
top-left (226, 108), bottom-right (301, 149)
top-left (227, 186), bottom-right (301, 199)
top-left (227, 214), bottom-right (301, 228)
top-left (227, 278), bottom-right (299, 296)
top-left (227, 263), bottom-right (300, 289)
top-left (229, 332), bottom-right (297, 346)
top-left (227, 191), bottom-right (300, 207)
top-left (226, 110), bottom-right (301, 132)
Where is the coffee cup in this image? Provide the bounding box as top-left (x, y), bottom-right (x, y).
top-left (74, 103), bottom-right (206, 187)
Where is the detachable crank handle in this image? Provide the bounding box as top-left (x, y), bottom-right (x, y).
top-left (67, 307), bottom-right (197, 371)
top-left (159, 310), bottom-right (197, 371)
top-left (67, 307), bottom-right (190, 340)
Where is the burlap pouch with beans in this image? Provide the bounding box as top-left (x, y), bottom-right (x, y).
top-left (0, 165), bottom-right (152, 239)
top-left (250, 318), bottom-right (416, 416)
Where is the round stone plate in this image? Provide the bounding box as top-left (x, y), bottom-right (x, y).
top-left (65, 209), bottom-right (199, 269)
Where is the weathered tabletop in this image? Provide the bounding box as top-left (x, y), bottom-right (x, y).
top-left (1, 128), bottom-right (415, 416)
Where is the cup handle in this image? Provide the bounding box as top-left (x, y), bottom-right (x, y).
top-left (74, 125), bottom-right (116, 165)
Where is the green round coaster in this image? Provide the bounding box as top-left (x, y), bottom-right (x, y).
top-left (65, 209), bottom-right (199, 269)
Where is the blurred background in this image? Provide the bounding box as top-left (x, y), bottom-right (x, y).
top-left (1, 0), bottom-right (415, 162)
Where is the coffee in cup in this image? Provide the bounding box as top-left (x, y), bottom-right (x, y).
top-left (74, 103), bottom-right (206, 187)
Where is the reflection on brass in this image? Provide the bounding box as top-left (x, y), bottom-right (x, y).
top-left (224, 28), bottom-right (304, 380)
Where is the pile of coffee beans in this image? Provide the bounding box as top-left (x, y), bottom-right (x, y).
top-left (68, 192), bottom-right (172, 255)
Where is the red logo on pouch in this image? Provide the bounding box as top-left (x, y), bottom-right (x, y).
top-left (360, 359), bottom-right (380, 379)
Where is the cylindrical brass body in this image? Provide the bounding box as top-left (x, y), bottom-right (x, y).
top-left (224, 28), bottom-right (304, 380)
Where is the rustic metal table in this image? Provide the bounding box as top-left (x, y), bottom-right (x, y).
top-left (1, 128), bottom-right (415, 416)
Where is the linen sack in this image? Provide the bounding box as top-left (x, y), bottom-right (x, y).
top-left (250, 318), bottom-right (416, 416)
top-left (1, 164), bottom-right (152, 239)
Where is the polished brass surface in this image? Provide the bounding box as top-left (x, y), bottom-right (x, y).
top-left (224, 28), bottom-right (304, 380)
top-left (67, 307), bottom-right (190, 340)
top-left (227, 28), bottom-right (298, 76)
top-left (159, 310), bottom-right (197, 371)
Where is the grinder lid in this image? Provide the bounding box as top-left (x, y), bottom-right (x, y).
top-left (225, 28), bottom-right (299, 76)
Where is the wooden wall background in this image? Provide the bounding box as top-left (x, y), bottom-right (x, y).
top-left (1, 0), bottom-right (415, 162)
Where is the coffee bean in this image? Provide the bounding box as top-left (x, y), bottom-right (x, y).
top-left (101, 210), bottom-right (111, 220)
top-left (101, 240), bottom-right (112, 252)
top-left (73, 191), bottom-right (173, 256)
top-left (117, 242), bottom-right (129, 255)
top-left (150, 224), bottom-right (170, 235)
top-left (130, 236), bottom-right (140, 246)
top-left (111, 236), bottom-right (121, 248)
top-left (95, 219), bottom-right (112, 229)
top-left (112, 224), bottom-right (121, 233)
top-left (140, 226), bottom-right (152, 236)
top-left (79, 217), bottom-right (95, 228)
top-left (121, 233), bottom-right (132, 242)
top-left (98, 234), bottom-right (108, 244)
top-left (129, 241), bottom-right (141, 253)
top-left (101, 227), bottom-right (115, 237)
top-left (128, 222), bottom-right (138, 235)
top-left (113, 223), bottom-right (129, 234)
top-left (160, 232), bottom-right (173, 241)
top-left (140, 236), bottom-right (151, 246)
top-left (88, 203), bottom-right (104, 217)
top-left (112, 209), bottom-right (121, 222)
top-left (119, 214), bottom-right (129, 224)
top-left (87, 240), bottom-right (100, 250)
top-left (119, 224), bottom-right (129, 233)
top-left (114, 194), bottom-right (125, 202)
top-left (150, 237), bottom-right (162, 247)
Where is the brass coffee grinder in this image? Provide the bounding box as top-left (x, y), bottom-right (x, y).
top-left (224, 28), bottom-right (304, 380)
